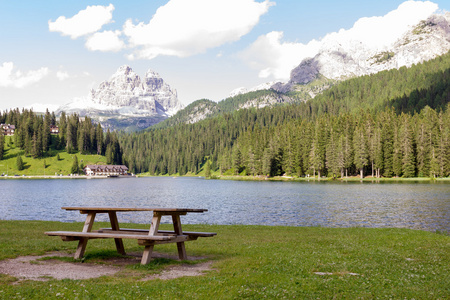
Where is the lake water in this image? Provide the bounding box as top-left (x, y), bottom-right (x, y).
top-left (0, 177), bottom-right (449, 232)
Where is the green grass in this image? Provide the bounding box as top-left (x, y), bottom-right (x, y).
top-left (0, 136), bottom-right (106, 176)
top-left (0, 220), bottom-right (449, 299)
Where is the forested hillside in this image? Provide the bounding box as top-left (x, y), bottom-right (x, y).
top-left (118, 52), bottom-right (450, 178)
top-left (0, 109), bottom-right (122, 165)
top-left (155, 90), bottom-right (294, 129)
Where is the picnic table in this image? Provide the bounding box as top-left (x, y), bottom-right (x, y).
top-left (45, 207), bottom-right (216, 265)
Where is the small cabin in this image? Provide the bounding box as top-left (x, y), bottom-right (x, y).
top-left (83, 165), bottom-right (129, 176)
top-left (50, 125), bottom-right (59, 134)
top-left (1, 124), bottom-right (15, 136)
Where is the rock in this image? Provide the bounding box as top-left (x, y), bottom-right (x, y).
top-left (57, 65), bottom-right (184, 130)
top-left (273, 13), bottom-right (450, 92)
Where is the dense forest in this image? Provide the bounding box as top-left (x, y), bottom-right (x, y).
top-left (119, 52), bottom-right (450, 178)
top-left (2, 52), bottom-right (450, 178)
top-left (0, 108), bottom-right (122, 165)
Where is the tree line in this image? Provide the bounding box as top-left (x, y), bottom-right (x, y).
top-left (0, 108), bottom-right (122, 165)
top-left (118, 51), bottom-right (450, 178)
top-left (118, 104), bottom-right (449, 178)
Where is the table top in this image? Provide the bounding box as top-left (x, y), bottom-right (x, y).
top-left (61, 207), bottom-right (208, 213)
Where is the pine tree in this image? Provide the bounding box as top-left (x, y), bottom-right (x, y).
top-left (0, 132), bottom-right (4, 160)
top-left (71, 155), bottom-right (79, 174)
top-left (400, 114), bottom-right (416, 178)
top-left (16, 156), bottom-right (24, 171)
top-left (353, 124), bottom-right (368, 179)
top-left (96, 123), bottom-right (103, 155)
top-left (232, 146), bottom-right (242, 175)
top-left (204, 159), bottom-right (211, 178)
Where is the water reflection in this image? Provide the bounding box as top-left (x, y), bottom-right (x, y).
top-left (0, 178), bottom-right (448, 232)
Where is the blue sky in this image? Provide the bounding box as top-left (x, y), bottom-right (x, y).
top-left (1, 0), bottom-right (448, 111)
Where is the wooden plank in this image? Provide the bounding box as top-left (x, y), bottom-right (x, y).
top-left (75, 212), bottom-right (96, 259)
top-left (158, 230), bottom-right (217, 237)
top-left (62, 207), bottom-right (207, 213)
top-left (173, 214), bottom-right (187, 260)
top-left (99, 228), bottom-right (217, 237)
top-left (45, 231), bottom-right (176, 241)
top-left (141, 245), bottom-right (154, 265)
top-left (138, 235), bottom-right (192, 246)
top-left (108, 211), bottom-right (126, 255)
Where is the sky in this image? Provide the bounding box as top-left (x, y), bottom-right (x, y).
top-left (0, 0), bottom-right (449, 112)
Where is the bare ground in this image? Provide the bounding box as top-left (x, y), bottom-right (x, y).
top-left (0, 252), bottom-right (214, 282)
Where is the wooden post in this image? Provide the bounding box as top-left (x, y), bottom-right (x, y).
top-left (172, 214), bottom-right (187, 260)
top-left (141, 212), bottom-right (162, 264)
top-left (108, 211), bottom-right (126, 255)
top-left (74, 212), bottom-right (96, 259)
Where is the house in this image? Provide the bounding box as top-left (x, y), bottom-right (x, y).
top-left (1, 124), bottom-right (15, 136)
top-left (83, 165), bottom-right (129, 177)
top-left (50, 125), bottom-right (59, 134)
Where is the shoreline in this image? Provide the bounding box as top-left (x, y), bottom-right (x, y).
top-left (1, 173), bottom-right (449, 182)
top-left (0, 174), bottom-right (135, 180)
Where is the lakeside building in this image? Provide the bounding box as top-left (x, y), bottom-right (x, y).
top-left (1, 124), bottom-right (15, 136)
top-left (83, 165), bottom-right (129, 177)
top-left (50, 125), bottom-right (59, 134)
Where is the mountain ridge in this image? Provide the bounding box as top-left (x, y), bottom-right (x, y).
top-left (273, 13), bottom-right (450, 93)
top-left (57, 65), bottom-right (183, 131)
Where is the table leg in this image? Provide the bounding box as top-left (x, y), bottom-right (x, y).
top-left (108, 212), bottom-right (126, 255)
top-left (172, 214), bottom-right (187, 260)
top-left (141, 213), bottom-right (162, 264)
top-left (74, 212), bottom-right (96, 259)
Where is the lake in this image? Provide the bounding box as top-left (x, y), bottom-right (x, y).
top-left (0, 177), bottom-right (449, 232)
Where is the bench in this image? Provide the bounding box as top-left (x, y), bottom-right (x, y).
top-left (45, 207), bottom-right (216, 264)
top-left (98, 228), bottom-right (217, 237)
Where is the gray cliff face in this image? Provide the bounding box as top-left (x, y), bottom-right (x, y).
top-left (89, 65), bottom-right (182, 114)
top-left (274, 13), bottom-right (450, 93)
top-left (58, 65), bottom-right (184, 131)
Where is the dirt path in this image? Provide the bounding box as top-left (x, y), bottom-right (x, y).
top-left (0, 252), bottom-right (214, 282)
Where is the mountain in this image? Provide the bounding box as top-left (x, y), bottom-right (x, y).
top-left (273, 13), bottom-right (450, 93)
top-left (154, 90), bottom-right (295, 128)
top-left (57, 65), bottom-right (183, 131)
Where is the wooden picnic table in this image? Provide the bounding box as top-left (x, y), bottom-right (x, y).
top-left (45, 207), bottom-right (216, 265)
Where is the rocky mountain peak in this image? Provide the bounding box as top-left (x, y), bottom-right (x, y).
top-left (58, 65), bottom-right (184, 131)
top-left (273, 13), bottom-right (450, 93)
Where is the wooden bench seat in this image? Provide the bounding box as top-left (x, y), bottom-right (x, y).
top-left (45, 231), bottom-right (178, 241)
top-left (99, 228), bottom-right (217, 237)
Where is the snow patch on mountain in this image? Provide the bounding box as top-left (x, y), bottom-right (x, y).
top-left (274, 13), bottom-right (450, 93)
top-left (57, 66), bottom-right (184, 129)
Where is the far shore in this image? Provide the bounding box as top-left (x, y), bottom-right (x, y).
top-left (1, 173), bottom-right (449, 182)
top-left (0, 174), bottom-right (134, 179)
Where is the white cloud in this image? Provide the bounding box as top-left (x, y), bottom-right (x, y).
top-left (240, 31), bottom-right (321, 79)
top-left (85, 30), bottom-right (125, 52)
top-left (123, 0), bottom-right (274, 59)
top-left (24, 103), bottom-right (60, 113)
top-left (56, 71), bottom-right (69, 81)
top-left (241, 0), bottom-right (439, 81)
top-left (0, 62), bottom-right (49, 88)
top-left (49, 4), bottom-right (114, 39)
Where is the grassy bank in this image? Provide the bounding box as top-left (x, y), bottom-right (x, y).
top-left (1, 136), bottom-right (107, 177)
top-left (0, 221), bottom-right (449, 299)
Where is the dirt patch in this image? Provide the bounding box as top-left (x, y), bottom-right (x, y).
top-left (141, 261), bottom-right (214, 281)
top-left (0, 252), bottom-right (214, 282)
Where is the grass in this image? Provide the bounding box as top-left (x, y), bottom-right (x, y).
top-left (0, 220), bottom-right (449, 299)
top-left (0, 136), bottom-right (106, 176)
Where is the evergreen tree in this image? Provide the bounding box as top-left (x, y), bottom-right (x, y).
top-left (0, 132), bottom-right (4, 160)
top-left (16, 155), bottom-right (24, 171)
top-left (400, 114), bottom-right (416, 178)
top-left (71, 155), bottom-right (79, 174)
top-left (96, 123), bottom-right (104, 155)
top-left (204, 159), bottom-right (211, 178)
top-left (353, 123), bottom-right (368, 178)
top-left (232, 146), bottom-right (242, 175)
